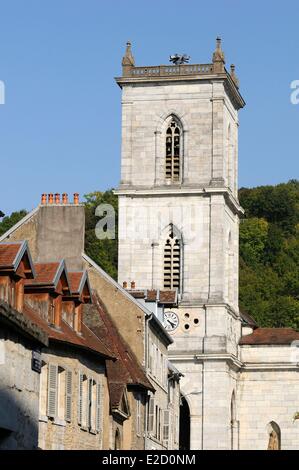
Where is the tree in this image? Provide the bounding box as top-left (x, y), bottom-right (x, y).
top-left (0, 210), bottom-right (27, 236)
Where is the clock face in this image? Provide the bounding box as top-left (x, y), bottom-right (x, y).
top-left (164, 311), bottom-right (179, 332)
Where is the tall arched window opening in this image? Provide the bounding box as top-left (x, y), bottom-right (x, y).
top-left (165, 119), bottom-right (181, 182)
top-left (267, 422), bottom-right (281, 450)
top-left (164, 225), bottom-right (181, 290)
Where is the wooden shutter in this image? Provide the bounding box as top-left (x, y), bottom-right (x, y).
top-left (78, 372), bottom-right (83, 425)
top-left (96, 383), bottom-right (101, 432)
top-left (65, 370), bottom-right (72, 422)
top-left (47, 363), bottom-right (58, 418)
top-left (163, 409), bottom-right (170, 448)
top-left (86, 378), bottom-right (91, 429)
top-left (148, 397), bottom-right (155, 433)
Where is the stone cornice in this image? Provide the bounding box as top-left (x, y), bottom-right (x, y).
top-left (115, 67), bottom-right (245, 110)
top-left (115, 186), bottom-right (244, 216)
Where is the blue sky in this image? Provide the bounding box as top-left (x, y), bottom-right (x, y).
top-left (0, 0), bottom-right (298, 215)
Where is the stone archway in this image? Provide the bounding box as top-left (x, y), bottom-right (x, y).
top-left (179, 395), bottom-right (190, 450)
top-left (267, 422), bottom-right (281, 450)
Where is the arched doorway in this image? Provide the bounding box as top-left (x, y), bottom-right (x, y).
top-left (179, 395), bottom-right (190, 450)
top-left (114, 429), bottom-right (121, 450)
top-left (267, 422), bottom-right (281, 450)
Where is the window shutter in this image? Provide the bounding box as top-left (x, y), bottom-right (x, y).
top-left (65, 370), bottom-right (72, 422)
top-left (163, 409), bottom-right (170, 448)
top-left (47, 363), bottom-right (58, 418)
top-left (96, 383), bottom-right (101, 432)
top-left (86, 378), bottom-right (91, 429)
top-left (148, 397), bottom-right (155, 433)
top-left (78, 372), bottom-right (83, 425)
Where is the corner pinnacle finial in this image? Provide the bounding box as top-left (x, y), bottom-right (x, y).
top-left (122, 41), bottom-right (135, 67)
top-left (230, 64), bottom-right (239, 89)
top-left (212, 37), bottom-right (225, 73)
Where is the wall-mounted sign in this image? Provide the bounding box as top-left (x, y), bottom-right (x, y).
top-left (32, 350), bottom-right (42, 373)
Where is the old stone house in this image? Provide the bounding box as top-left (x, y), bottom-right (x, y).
top-left (0, 240), bottom-right (115, 449)
top-left (0, 196), bottom-right (181, 450)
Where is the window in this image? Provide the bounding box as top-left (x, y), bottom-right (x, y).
top-left (148, 397), bottom-right (155, 434)
top-left (136, 393), bottom-right (141, 436)
top-left (163, 410), bottom-right (170, 448)
top-left (165, 118), bottom-right (181, 182)
top-left (39, 362), bottom-right (48, 417)
top-left (164, 227), bottom-right (181, 290)
top-left (78, 371), bottom-right (101, 433)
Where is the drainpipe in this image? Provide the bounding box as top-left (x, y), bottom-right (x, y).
top-left (144, 312), bottom-right (153, 449)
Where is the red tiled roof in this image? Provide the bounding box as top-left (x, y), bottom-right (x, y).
top-left (239, 328), bottom-right (299, 345)
top-left (24, 262), bottom-right (61, 286)
top-left (0, 242), bottom-right (23, 268)
top-left (88, 295), bottom-right (155, 408)
top-left (68, 272), bottom-right (83, 293)
top-left (22, 302), bottom-right (114, 359)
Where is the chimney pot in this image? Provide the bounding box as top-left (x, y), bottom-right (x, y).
top-left (123, 281), bottom-right (128, 289)
top-left (131, 281), bottom-right (136, 289)
top-left (55, 193), bottom-right (60, 204)
top-left (41, 194), bottom-right (47, 204)
top-left (62, 193), bottom-right (68, 204)
top-left (48, 193), bottom-right (54, 204)
top-left (73, 193), bottom-right (79, 205)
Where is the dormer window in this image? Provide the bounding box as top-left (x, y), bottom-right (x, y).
top-left (165, 119), bottom-right (181, 182)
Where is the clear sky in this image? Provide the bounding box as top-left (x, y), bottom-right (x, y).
top-left (0, 0), bottom-right (298, 215)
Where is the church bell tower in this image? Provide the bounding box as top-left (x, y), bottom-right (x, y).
top-left (116, 39), bottom-right (245, 449)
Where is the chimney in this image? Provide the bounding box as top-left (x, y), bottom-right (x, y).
top-left (62, 193), bottom-right (68, 204)
top-left (123, 281), bottom-right (128, 289)
top-left (36, 192), bottom-right (85, 271)
top-left (131, 281), bottom-right (136, 289)
top-left (41, 194), bottom-right (47, 205)
top-left (73, 193), bottom-right (79, 205)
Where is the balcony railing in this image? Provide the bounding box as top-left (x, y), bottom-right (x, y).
top-left (124, 63), bottom-right (214, 78)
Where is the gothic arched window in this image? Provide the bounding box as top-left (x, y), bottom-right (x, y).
top-left (164, 226), bottom-right (181, 290)
top-left (165, 119), bottom-right (181, 182)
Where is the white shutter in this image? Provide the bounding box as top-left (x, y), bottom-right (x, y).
top-left (78, 372), bottom-right (83, 425)
top-left (136, 394), bottom-right (141, 434)
top-left (47, 364), bottom-right (58, 418)
top-left (148, 397), bottom-right (155, 433)
top-left (95, 382), bottom-right (101, 432)
top-left (86, 378), bottom-right (91, 429)
top-left (65, 370), bottom-right (72, 422)
top-left (163, 409), bottom-right (170, 448)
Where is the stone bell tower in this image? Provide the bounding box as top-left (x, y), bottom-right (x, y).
top-left (116, 39), bottom-right (245, 449)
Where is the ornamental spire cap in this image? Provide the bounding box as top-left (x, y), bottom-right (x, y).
top-left (230, 64), bottom-right (239, 88)
top-left (122, 41), bottom-right (135, 67)
top-left (212, 37), bottom-right (225, 64)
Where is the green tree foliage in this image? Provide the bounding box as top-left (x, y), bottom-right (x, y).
top-left (239, 180), bottom-right (299, 328)
top-left (84, 190), bottom-right (118, 280)
top-left (0, 210), bottom-right (27, 236)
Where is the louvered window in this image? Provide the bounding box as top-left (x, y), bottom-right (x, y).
top-left (163, 410), bottom-right (170, 448)
top-left (165, 119), bottom-right (181, 182)
top-left (65, 370), bottom-right (72, 422)
top-left (95, 383), bottom-right (101, 432)
top-left (164, 228), bottom-right (181, 290)
top-left (78, 372), bottom-right (84, 425)
top-left (47, 364), bottom-right (58, 418)
top-left (148, 397), bottom-right (155, 434)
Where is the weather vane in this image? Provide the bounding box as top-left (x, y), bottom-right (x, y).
top-left (169, 53), bottom-right (190, 65)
